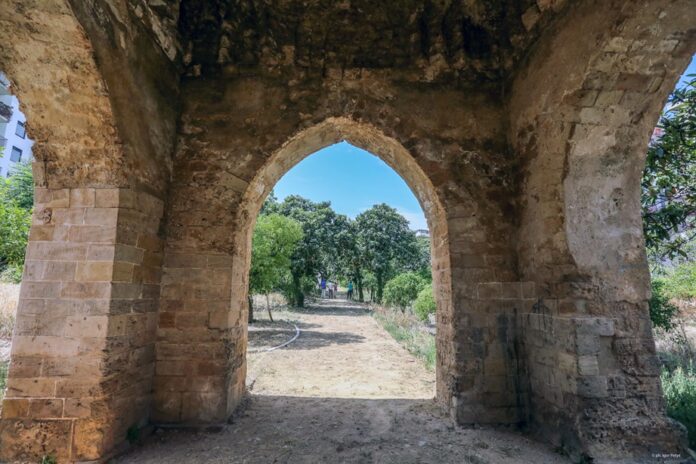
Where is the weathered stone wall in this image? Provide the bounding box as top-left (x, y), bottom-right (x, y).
top-left (0, 0), bottom-right (695, 461)
top-left (0, 187), bottom-right (163, 461)
top-left (67, 0), bottom-right (181, 194)
top-left (156, 72), bottom-right (521, 426)
top-left (509, 0), bottom-right (696, 457)
top-left (0, 0), bottom-right (175, 460)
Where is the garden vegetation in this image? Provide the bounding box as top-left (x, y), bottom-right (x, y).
top-left (645, 75), bottom-right (696, 448)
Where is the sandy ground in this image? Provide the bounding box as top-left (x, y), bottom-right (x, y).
top-left (116, 299), bottom-right (569, 463)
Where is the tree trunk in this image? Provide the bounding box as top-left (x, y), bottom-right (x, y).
top-left (376, 273), bottom-right (384, 303)
top-left (266, 293), bottom-right (273, 322)
top-left (356, 273), bottom-right (364, 302)
top-left (293, 273), bottom-right (305, 307)
top-left (248, 295), bottom-right (254, 324)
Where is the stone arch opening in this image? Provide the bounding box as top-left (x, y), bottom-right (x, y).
top-left (2, 0), bottom-right (694, 461)
top-left (509, 0), bottom-right (696, 458)
top-left (231, 117), bottom-right (451, 399)
top-left (0, 2), bottom-right (176, 462)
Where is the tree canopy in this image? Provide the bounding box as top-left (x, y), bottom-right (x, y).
top-left (250, 193), bottom-right (430, 305)
top-left (355, 204), bottom-right (421, 302)
top-left (642, 76), bottom-right (696, 262)
top-left (0, 162), bottom-right (33, 282)
top-left (249, 213), bottom-right (303, 296)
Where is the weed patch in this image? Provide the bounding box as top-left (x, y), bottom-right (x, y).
top-left (373, 307), bottom-right (435, 370)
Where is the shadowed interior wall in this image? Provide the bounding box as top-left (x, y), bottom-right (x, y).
top-left (155, 76), bottom-right (521, 426)
top-left (0, 0), bottom-right (693, 461)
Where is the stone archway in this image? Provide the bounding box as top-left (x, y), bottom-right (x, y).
top-left (230, 117), bottom-right (453, 404)
top-left (155, 95), bottom-right (524, 429)
top-left (509, 0), bottom-right (696, 457)
top-left (0, 1), bottom-right (178, 461)
top-left (0, 0), bottom-right (694, 461)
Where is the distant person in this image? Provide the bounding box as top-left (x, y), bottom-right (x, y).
top-left (320, 278), bottom-right (327, 298)
top-left (334, 282), bottom-right (338, 299)
top-left (347, 281), bottom-right (353, 300)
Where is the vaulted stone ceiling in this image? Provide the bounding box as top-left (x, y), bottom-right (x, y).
top-left (130, 0), bottom-right (571, 82)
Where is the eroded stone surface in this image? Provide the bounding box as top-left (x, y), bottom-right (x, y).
top-left (0, 0), bottom-right (694, 462)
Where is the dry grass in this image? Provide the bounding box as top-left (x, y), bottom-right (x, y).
top-left (372, 305), bottom-right (436, 370)
top-left (251, 292), bottom-right (288, 310)
top-left (0, 283), bottom-right (19, 340)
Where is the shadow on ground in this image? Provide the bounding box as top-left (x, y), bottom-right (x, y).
top-left (115, 395), bottom-right (568, 464)
top-left (248, 324), bottom-right (365, 350)
top-left (285, 300), bottom-right (372, 317)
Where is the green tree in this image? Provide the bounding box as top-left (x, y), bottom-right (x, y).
top-left (260, 190), bottom-right (279, 215)
top-left (274, 195), bottom-right (348, 306)
top-left (0, 200), bottom-right (31, 282)
top-left (334, 219), bottom-right (367, 301)
top-left (355, 204), bottom-right (420, 303)
top-left (6, 162), bottom-right (34, 210)
top-left (648, 279), bottom-right (679, 331)
top-left (415, 235), bottom-right (432, 281)
top-left (383, 272), bottom-right (427, 312)
top-left (642, 76), bottom-right (696, 261)
top-left (249, 214), bottom-right (303, 321)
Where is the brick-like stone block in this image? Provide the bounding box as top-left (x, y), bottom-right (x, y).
top-left (0, 419), bottom-right (73, 462)
top-left (577, 376), bottom-right (608, 399)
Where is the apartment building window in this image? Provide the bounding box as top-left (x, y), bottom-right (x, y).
top-left (15, 120), bottom-right (25, 138)
top-left (10, 146), bottom-right (22, 162)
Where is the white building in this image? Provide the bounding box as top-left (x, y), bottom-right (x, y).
top-left (0, 72), bottom-right (33, 178)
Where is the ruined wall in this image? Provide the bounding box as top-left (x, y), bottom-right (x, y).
top-left (1, 0), bottom-right (695, 461)
top-left (67, 0), bottom-right (181, 193)
top-left (0, 0), bottom-right (177, 460)
top-left (509, 0), bottom-right (696, 457)
top-left (155, 69), bottom-right (523, 425)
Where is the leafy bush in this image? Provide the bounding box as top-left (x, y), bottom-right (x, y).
top-left (383, 272), bottom-right (426, 311)
top-left (413, 285), bottom-right (436, 321)
top-left (662, 364), bottom-right (696, 448)
top-left (6, 162), bottom-right (34, 210)
top-left (0, 264), bottom-right (22, 284)
top-left (649, 279), bottom-right (680, 331)
top-left (660, 262), bottom-right (696, 300)
top-left (0, 201), bottom-right (31, 269)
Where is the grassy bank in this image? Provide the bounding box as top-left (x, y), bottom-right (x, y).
top-left (372, 307), bottom-right (435, 371)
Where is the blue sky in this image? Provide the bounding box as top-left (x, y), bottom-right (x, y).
top-left (274, 55), bottom-right (696, 230)
top-left (678, 54), bottom-right (696, 88)
top-left (273, 142), bottom-right (428, 230)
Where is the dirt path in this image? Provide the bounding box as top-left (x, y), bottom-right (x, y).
top-left (247, 299), bottom-right (435, 399)
top-left (116, 299), bottom-right (568, 464)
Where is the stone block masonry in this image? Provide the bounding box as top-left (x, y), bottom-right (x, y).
top-left (0, 187), bottom-right (164, 462)
top-left (0, 0), bottom-right (694, 461)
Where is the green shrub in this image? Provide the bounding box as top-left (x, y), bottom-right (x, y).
top-left (383, 272), bottom-right (426, 311)
top-left (650, 279), bottom-right (679, 331)
top-left (661, 262), bottom-right (696, 300)
top-left (662, 364), bottom-right (696, 448)
top-left (0, 264), bottom-right (22, 284)
top-left (413, 286), bottom-right (436, 321)
top-left (0, 201), bottom-right (31, 269)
